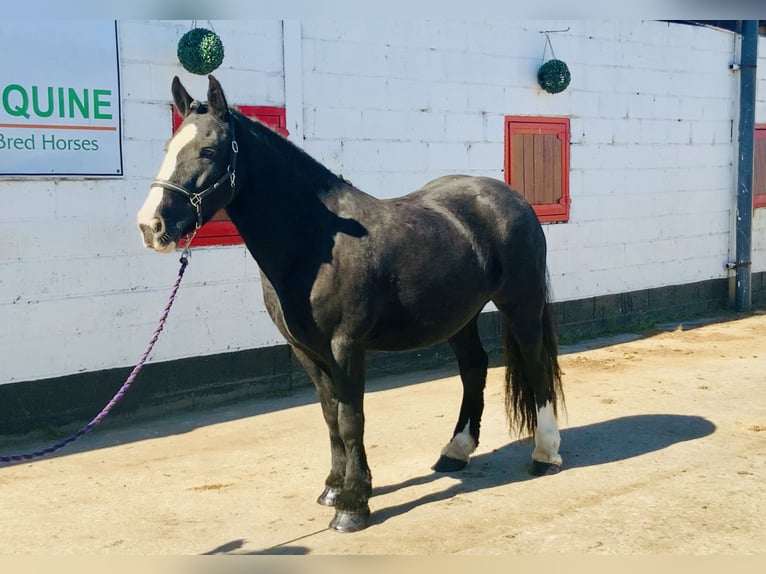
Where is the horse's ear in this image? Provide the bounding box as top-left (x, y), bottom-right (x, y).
top-left (171, 76), bottom-right (194, 118)
top-left (207, 74), bottom-right (229, 119)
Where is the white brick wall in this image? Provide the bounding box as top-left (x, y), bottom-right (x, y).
top-left (0, 20), bottom-right (763, 386)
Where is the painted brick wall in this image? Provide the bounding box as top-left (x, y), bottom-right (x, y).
top-left (299, 20), bottom-right (742, 305)
top-left (0, 20), bottom-right (762, 387)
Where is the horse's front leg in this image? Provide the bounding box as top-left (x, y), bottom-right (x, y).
top-left (290, 347), bottom-right (346, 507)
top-left (326, 339), bottom-right (372, 532)
top-left (315, 387), bottom-right (346, 507)
top-left (291, 342), bottom-right (372, 532)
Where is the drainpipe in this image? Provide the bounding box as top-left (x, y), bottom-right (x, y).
top-left (734, 20), bottom-right (758, 312)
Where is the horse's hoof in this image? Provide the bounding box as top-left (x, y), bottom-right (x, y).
top-left (317, 486), bottom-right (341, 507)
top-left (432, 455), bottom-right (468, 472)
top-left (529, 460), bottom-right (562, 476)
top-left (329, 509), bottom-right (370, 532)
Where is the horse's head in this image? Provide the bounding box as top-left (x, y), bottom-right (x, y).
top-left (137, 75), bottom-right (238, 252)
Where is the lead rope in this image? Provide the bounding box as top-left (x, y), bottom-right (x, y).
top-left (0, 236), bottom-right (196, 465)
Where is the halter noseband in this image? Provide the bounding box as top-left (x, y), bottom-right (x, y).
top-left (151, 116), bottom-right (239, 230)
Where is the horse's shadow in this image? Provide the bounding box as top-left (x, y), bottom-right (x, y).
top-left (203, 538), bottom-right (311, 555)
top-left (369, 413), bottom-right (715, 527)
top-left (203, 413), bottom-right (714, 553)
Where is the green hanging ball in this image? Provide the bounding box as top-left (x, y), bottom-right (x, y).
top-left (537, 59), bottom-right (571, 94)
top-left (177, 28), bottom-right (225, 75)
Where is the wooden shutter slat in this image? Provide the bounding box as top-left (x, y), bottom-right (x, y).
top-left (552, 138), bottom-right (562, 204)
top-left (523, 134), bottom-right (534, 199)
top-left (542, 134), bottom-right (554, 204)
top-left (512, 133), bottom-right (525, 190)
top-left (532, 134), bottom-right (543, 204)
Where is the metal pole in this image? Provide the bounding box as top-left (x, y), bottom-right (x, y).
top-left (735, 20), bottom-right (758, 312)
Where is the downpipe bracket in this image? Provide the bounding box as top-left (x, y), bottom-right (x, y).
top-left (725, 261), bottom-right (752, 271)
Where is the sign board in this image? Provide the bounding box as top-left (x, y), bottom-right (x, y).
top-left (0, 21), bottom-right (122, 176)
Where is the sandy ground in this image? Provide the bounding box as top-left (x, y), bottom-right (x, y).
top-left (0, 312), bottom-right (764, 555)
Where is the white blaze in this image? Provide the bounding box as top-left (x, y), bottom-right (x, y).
top-left (532, 401), bottom-right (562, 466)
top-left (136, 186), bottom-right (165, 230)
top-left (137, 123), bottom-right (199, 229)
top-left (157, 123), bottom-right (198, 180)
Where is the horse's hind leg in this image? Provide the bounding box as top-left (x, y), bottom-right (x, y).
top-left (498, 300), bottom-right (564, 476)
top-left (433, 313), bottom-right (488, 472)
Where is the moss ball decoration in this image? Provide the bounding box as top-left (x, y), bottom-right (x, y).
top-left (177, 28), bottom-right (225, 75)
top-left (537, 59), bottom-right (571, 94)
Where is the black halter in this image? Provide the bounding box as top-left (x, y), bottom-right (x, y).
top-left (152, 116), bottom-right (239, 230)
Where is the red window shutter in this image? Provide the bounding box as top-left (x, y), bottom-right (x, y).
top-left (504, 116), bottom-right (570, 223)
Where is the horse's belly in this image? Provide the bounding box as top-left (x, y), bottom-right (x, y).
top-left (366, 299), bottom-right (487, 352)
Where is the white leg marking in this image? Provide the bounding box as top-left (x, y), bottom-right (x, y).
top-left (532, 401), bottom-right (562, 466)
top-left (440, 421), bottom-right (477, 462)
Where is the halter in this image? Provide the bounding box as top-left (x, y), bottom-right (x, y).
top-left (151, 115), bottom-right (239, 230)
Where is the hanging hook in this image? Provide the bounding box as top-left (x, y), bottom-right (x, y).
top-left (542, 33), bottom-right (555, 62)
top-left (540, 27), bottom-right (569, 63)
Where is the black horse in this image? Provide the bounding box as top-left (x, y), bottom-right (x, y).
top-left (137, 75), bottom-right (564, 532)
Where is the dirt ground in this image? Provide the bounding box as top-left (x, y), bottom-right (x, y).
top-left (1, 312), bottom-right (764, 555)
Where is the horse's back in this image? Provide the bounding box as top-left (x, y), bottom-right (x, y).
top-left (415, 174), bottom-right (517, 196)
top-left (406, 174), bottom-right (533, 215)
top-left (394, 174), bottom-right (542, 243)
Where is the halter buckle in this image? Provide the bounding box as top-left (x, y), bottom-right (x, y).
top-left (229, 139), bottom-right (239, 190)
top-left (190, 194), bottom-right (203, 229)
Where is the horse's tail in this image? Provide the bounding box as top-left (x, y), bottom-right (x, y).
top-left (502, 280), bottom-right (564, 436)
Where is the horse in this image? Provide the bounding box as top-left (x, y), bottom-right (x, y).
top-left (137, 75), bottom-right (564, 532)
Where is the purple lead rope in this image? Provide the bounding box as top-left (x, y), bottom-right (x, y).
top-left (0, 253), bottom-right (190, 465)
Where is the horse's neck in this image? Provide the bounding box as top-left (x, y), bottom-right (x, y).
top-left (226, 118), bottom-right (360, 287)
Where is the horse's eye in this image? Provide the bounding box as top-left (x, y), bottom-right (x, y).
top-left (200, 148), bottom-right (215, 159)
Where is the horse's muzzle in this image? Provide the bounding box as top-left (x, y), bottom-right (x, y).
top-left (139, 218), bottom-right (176, 253)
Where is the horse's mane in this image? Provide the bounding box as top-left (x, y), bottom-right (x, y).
top-left (229, 108), bottom-right (342, 192)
